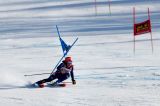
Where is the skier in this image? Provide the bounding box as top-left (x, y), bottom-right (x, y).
top-left (35, 57), bottom-right (76, 87)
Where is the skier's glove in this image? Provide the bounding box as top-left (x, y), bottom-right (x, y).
top-left (72, 80), bottom-right (76, 85)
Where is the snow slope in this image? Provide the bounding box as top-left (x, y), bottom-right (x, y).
top-left (0, 0), bottom-right (160, 106)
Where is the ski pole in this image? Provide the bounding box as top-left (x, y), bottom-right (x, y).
top-left (24, 72), bottom-right (50, 77)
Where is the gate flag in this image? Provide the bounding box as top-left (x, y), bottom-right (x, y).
top-left (134, 19), bottom-right (151, 36)
top-left (59, 36), bottom-right (71, 56)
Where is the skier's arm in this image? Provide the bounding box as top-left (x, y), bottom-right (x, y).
top-left (70, 67), bottom-right (76, 85)
top-left (57, 63), bottom-right (67, 74)
top-left (57, 63), bottom-right (64, 70)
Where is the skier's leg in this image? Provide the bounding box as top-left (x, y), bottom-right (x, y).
top-left (36, 74), bottom-right (57, 85)
top-left (56, 74), bottom-right (70, 83)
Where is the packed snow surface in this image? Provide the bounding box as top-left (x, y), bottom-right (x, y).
top-left (0, 0), bottom-right (160, 106)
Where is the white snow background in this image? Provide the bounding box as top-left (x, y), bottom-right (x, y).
top-left (0, 0), bottom-right (160, 106)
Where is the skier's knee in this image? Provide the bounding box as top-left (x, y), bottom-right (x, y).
top-left (58, 74), bottom-right (70, 83)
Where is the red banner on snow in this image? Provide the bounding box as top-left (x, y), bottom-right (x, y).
top-left (134, 19), bottom-right (151, 36)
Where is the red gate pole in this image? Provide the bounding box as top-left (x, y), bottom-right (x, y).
top-left (148, 8), bottom-right (154, 53)
top-left (133, 7), bottom-right (136, 54)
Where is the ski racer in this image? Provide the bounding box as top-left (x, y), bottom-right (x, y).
top-left (35, 57), bottom-right (76, 87)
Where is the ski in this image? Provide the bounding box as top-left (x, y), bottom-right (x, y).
top-left (31, 83), bottom-right (66, 88)
top-left (48, 83), bottom-right (66, 87)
